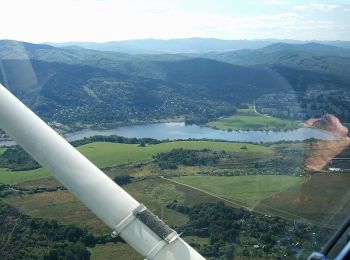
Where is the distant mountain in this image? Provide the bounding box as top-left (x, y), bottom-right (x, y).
top-left (320, 40), bottom-right (350, 49)
top-left (0, 40), bottom-right (188, 79)
top-left (48, 38), bottom-right (350, 54)
top-left (199, 42), bottom-right (350, 63)
top-left (0, 40), bottom-right (293, 125)
top-left (0, 39), bottom-right (131, 66)
top-left (1, 39), bottom-right (350, 126)
top-left (196, 42), bottom-right (350, 87)
top-left (48, 38), bottom-right (286, 54)
top-left (253, 42), bottom-right (350, 58)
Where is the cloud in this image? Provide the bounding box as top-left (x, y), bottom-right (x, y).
top-left (185, 12), bottom-right (305, 40)
top-left (202, 11), bottom-right (349, 41)
top-left (0, 0), bottom-right (349, 42)
top-left (293, 3), bottom-right (342, 12)
top-left (263, 0), bottom-right (289, 5)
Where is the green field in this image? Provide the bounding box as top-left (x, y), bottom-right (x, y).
top-left (7, 167), bottom-right (342, 258)
top-left (260, 174), bottom-right (350, 228)
top-left (6, 179), bottom-right (189, 235)
top-left (173, 175), bottom-right (303, 208)
top-left (0, 141), bottom-right (271, 184)
top-left (5, 189), bottom-right (110, 234)
top-left (89, 243), bottom-right (142, 260)
top-left (77, 141), bottom-right (271, 168)
top-left (0, 147), bottom-right (6, 156)
top-left (0, 167), bottom-right (51, 184)
top-left (208, 113), bottom-right (296, 131)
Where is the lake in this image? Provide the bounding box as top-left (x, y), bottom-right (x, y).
top-left (0, 122), bottom-right (334, 147)
top-left (64, 122), bottom-right (334, 142)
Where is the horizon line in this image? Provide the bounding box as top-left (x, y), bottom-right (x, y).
top-left (1, 37), bottom-right (350, 45)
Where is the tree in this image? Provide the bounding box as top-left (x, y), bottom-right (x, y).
top-left (65, 243), bottom-right (91, 260)
top-left (65, 225), bottom-right (86, 242)
top-left (113, 175), bottom-right (132, 186)
top-left (81, 232), bottom-right (96, 247)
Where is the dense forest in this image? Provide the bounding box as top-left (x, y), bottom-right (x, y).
top-left (154, 148), bottom-right (221, 169)
top-left (0, 146), bottom-right (40, 171)
top-left (167, 201), bottom-right (324, 259)
top-left (0, 197), bottom-right (325, 260)
top-left (154, 146), bottom-right (306, 176)
top-left (0, 201), bottom-right (122, 260)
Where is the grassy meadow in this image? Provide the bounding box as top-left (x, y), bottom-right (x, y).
top-left (172, 175), bottom-right (303, 208)
top-left (4, 147), bottom-right (348, 259)
top-left (3, 137), bottom-right (348, 259)
top-left (0, 140), bottom-right (271, 184)
top-left (260, 173), bottom-right (350, 228)
top-left (0, 167), bottom-right (51, 185)
top-left (207, 107), bottom-right (297, 131)
top-left (89, 243), bottom-right (142, 260)
top-left (77, 140), bottom-right (272, 168)
top-left (0, 147), bottom-right (6, 156)
top-left (5, 178), bottom-right (191, 235)
top-left (3, 139), bottom-right (347, 230)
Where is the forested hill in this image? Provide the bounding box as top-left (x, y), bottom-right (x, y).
top-left (193, 42), bottom-right (350, 64)
top-left (0, 40), bottom-right (290, 125)
top-left (196, 42), bottom-right (350, 90)
top-left (0, 40), bottom-right (349, 126)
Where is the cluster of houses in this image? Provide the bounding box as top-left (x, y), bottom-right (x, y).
top-left (328, 158), bottom-right (350, 172)
top-left (255, 93), bottom-right (308, 119)
top-left (255, 91), bottom-right (350, 120)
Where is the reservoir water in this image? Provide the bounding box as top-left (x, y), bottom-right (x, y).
top-left (0, 122), bottom-right (334, 147)
top-left (65, 122), bottom-right (333, 142)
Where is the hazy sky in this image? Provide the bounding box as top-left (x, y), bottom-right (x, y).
top-left (1, 0), bottom-right (350, 42)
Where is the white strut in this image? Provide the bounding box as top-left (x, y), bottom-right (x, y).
top-left (0, 84), bottom-right (205, 260)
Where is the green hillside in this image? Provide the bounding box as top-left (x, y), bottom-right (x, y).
top-left (199, 42), bottom-right (350, 89)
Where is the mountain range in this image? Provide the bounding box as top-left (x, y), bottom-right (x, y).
top-left (48, 38), bottom-right (350, 54)
top-left (0, 39), bottom-right (349, 126)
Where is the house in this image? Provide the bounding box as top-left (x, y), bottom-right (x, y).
top-left (328, 167), bottom-right (342, 172)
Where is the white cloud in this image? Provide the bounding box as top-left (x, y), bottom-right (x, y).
top-left (293, 3), bottom-right (342, 12)
top-left (263, 0), bottom-right (289, 5)
top-left (0, 0), bottom-right (349, 42)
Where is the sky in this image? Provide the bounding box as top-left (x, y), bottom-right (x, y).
top-left (1, 0), bottom-right (350, 43)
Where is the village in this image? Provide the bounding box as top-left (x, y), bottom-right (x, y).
top-left (255, 91), bottom-right (350, 121)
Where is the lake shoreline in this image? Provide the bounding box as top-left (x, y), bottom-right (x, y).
top-left (1, 122), bottom-right (335, 147)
